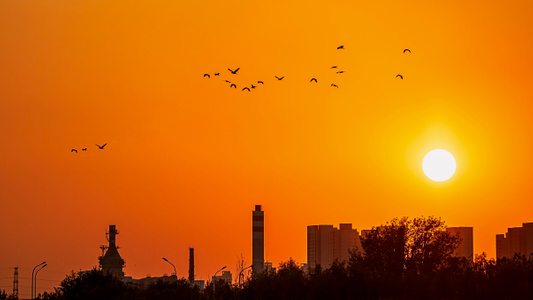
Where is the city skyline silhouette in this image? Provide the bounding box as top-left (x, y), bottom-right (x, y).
top-left (2, 0), bottom-right (533, 298)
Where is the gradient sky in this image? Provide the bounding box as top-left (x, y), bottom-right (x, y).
top-left (2, 0), bottom-right (533, 297)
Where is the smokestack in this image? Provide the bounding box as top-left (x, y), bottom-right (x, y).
top-left (189, 248), bottom-right (194, 282)
top-left (252, 205), bottom-right (264, 274)
top-left (109, 225), bottom-right (117, 248)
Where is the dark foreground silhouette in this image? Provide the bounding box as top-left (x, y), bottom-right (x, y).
top-left (5, 216), bottom-right (532, 300)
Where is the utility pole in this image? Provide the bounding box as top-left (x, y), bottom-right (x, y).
top-left (13, 267), bottom-right (18, 300)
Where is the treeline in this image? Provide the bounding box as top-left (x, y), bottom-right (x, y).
top-left (2, 216), bottom-right (531, 299)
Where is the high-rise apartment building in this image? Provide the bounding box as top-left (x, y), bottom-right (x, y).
top-left (446, 227), bottom-right (474, 260)
top-left (496, 222), bottom-right (533, 259)
top-left (252, 205), bottom-right (264, 274)
top-left (307, 223), bottom-right (361, 269)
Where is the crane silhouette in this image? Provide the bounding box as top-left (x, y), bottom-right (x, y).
top-left (71, 149), bottom-right (77, 153)
top-left (396, 74), bottom-right (403, 79)
top-left (203, 74), bottom-right (210, 78)
top-left (337, 45), bottom-right (344, 49)
top-left (96, 143), bottom-right (107, 149)
top-left (275, 76), bottom-right (284, 80)
top-left (228, 68), bottom-right (240, 74)
top-left (242, 87), bottom-right (251, 92)
top-left (230, 84), bottom-right (237, 88)
top-left (331, 84), bottom-right (339, 88)
top-left (403, 49), bottom-right (411, 53)
top-left (310, 78), bottom-right (318, 83)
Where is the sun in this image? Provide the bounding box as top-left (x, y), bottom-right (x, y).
top-left (422, 149), bottom-right (456, 182)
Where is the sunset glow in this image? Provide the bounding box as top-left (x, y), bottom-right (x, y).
top-left (2, 0), bottom-right (533, 298)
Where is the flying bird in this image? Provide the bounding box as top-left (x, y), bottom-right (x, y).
top-left (96, 143), bottom-right (107, 149)
top-left (71, 149), bottom-right (78, 153)
top-left (82, 148), bottom-right (87, 151)
top-left (396, 74), bottom-right (403, 79)
top-left (203, 74), bottom-right (210, 78)
top-left (228, 68), bottom-right (240, 74)
top-left (331, 84), bottom-right (339, 88)
top-left (337, 45), bottom-right (344, 49)
top-left (275, 76), bottom-right (284, 80)
top-left (336, 71), bottom-right (345, 74)
top-left (257, 81), bottom-right (264, 84)
top-left (310, 78), bottom-right (318, 83)
top-left (242, 87), bottom-right (251, 92)
top-left (331, 66), bottom-right (338, 69)
top-left (403, 49), bottom-right (411, 53)
top-left (225, 80), bottom-right (231, 83)
top-left (230, 83), bottom-right (237, 88)
top-left (251, 84), bottom-right (256, 89)
top-left (214, 73), bottom-right (220, 76)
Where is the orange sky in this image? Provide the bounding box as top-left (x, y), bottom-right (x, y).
top-left (2, 0), bottom-right (533, 297)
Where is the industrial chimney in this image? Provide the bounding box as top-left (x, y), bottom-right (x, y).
top-left (189, 248), bottom-right (195, 282)
top-left (98, 225), bottom-right (125, 278)
top-left (252, 205), bottom-right (264, 274)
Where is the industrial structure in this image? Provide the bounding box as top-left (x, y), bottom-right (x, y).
top-left (496, 222), bottom-right (533, 259)
top-left (252, 205), bottom-right (264, 274)
top-left (189, 248), bottom-right (195, 282)
top-left (98, 225), bottom-right (125, 278)
top-left (12, 267), bottom-right (18, 300)
top-left (446, 227), bottom-right (474, 260)
top-left (212, 271), bottom-right (232, 285)
top-left (307, 223), bottom-right (362, 270)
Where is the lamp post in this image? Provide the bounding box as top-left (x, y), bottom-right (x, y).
top-left (238, 265), bottom-right (252, 288)
top-left (212, 265), bottom-right (226, 297)
top-left (162, 257), bottom-right (177, 280)
top-left (31, 261), bottom-right (46, 300)
top-left (34, 263), bottom-right (47, 299)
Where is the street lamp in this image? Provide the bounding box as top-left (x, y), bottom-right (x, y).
top-left (162, 257), bottom-right (177, 280)
top-left (31, 261), bottom-right (46, 300)
top-left (34, 263), bottom-right (47, 299)
top-left (213, 265), bottom-right (227, 296)
top-left (238, 265), bottom-right (252, 288)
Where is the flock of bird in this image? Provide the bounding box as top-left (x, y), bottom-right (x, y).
top-left (71, 143), bottom-right (107, 153)
top-left (203, 46), bottom-right (411, 92)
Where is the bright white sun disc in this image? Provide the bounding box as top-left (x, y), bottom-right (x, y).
top-left (422, 149), bottom-right (456, 182)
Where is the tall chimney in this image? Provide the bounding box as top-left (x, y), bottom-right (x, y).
top-left (252, 205), bottom-right (264, 274)
top-left (189, 248), bottom-right (195, 282)
top-left (109, 225), bottom-right (117, 248)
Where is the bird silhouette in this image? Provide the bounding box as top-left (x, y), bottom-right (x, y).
top-left (251, 84), bottom-right (256, 89)
top-left (257, 81), bottom-right (264, 84)
top-left (275, 76), bottom-right (284, 80)
top-left (396, 74), bottom-right (403, 79)
top-left (331, 66), bottom-right (338, 69)
top-left (310, 78), bottom-right (318, 83)
top-left (71, 149), bottom-right (78, 153)
top-left (403, 49), bottom-right (411, 53)
top-left (230, 84), bottom-right (237, 88)
top-left (96, 143), bottom-right (107, 149)
top-left (225, 80), bottom-right (231, 83)
top-left (214, 73), bottom-right (220, 76)
top-left (82, 148), bottom-right (87, 151)
top-left (242, 87), bottom-right (251, 92)
top-left (337, 45), bottom-right (344, 49)
top-left (228, 68), bottom-right (240, 74)
top-left (336, 71), bottom-right (345, 74)
top-left (331, 84), bottom-right (339, 88)
top-left (203, 74), bottom-right (210, 78)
